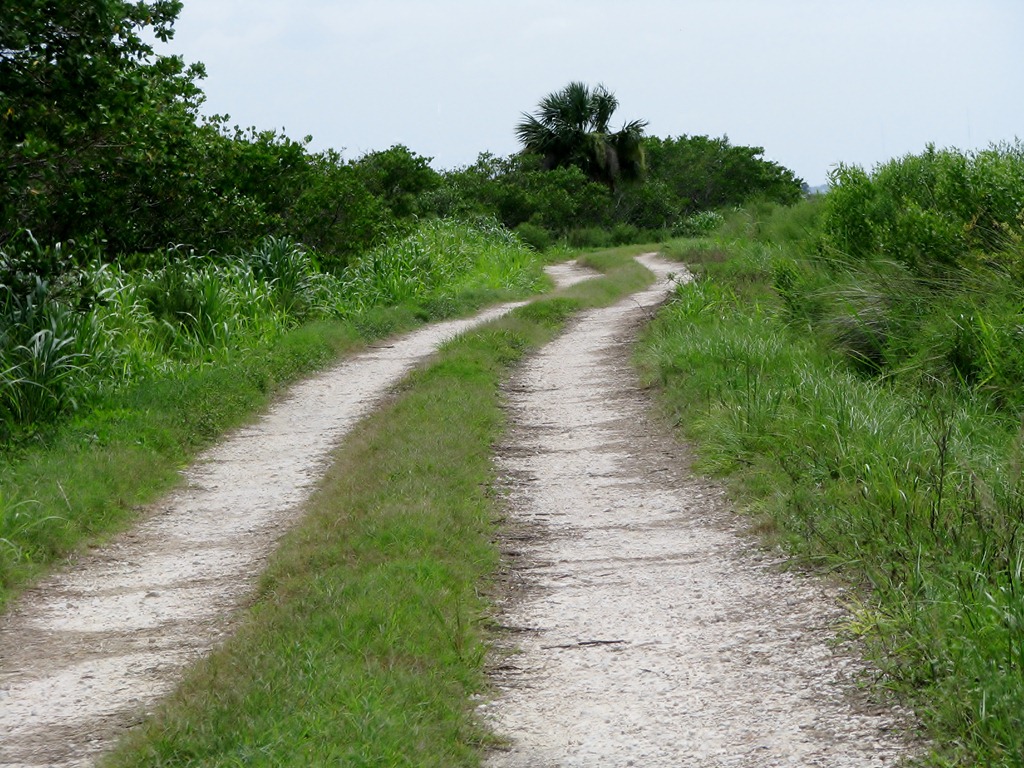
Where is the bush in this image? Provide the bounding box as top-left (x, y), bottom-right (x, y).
top-left (565, 227), bottom-right (613, 249)
top-left (610, 223), bottom-right (641, 245)
top-left (338, 218), bottom-right (542, 315)
top-left (674, 210), bottom-right (725, 238)
top-left (823, 142), bottom-right (1024, 275)
top-left (513, 222), bottom-right (552, 252)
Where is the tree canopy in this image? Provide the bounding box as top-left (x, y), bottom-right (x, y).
top-left (0, 1), bottom-right (398, 269)
top-left (515, 82), bottom-right (647, 189)
top-left (2, 19), bottom-right (805, 273)
top-left (1, 1), bottom-right (204, 249)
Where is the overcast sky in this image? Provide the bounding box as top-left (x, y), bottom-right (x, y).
top-left (160, 0), bottom-right (1023, 186)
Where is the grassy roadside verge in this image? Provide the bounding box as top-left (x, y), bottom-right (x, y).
top-left (1, 320), bottom-right (356, 603)
top-left (0, 286), bottom-right (539, 611)
top-left (100, 247), bottom-right (652, 766)
top-left (637, 235), bottom-right (1024, 766)
top-left (0, 219), bottom-right (548, 610)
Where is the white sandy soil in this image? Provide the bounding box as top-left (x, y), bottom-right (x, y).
top-left (483, 254), bottom-right (919, 767)
top-left (0, 279), bottom-right (575, 768)
top-left (0, 257), bottom-right (920, 767)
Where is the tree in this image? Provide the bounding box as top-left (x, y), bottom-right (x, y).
top-left (0, 0), bottom-right (209, 253)
top-left (515, 82), bottom-right (647, 190)
top-left (638, 135), bottom-right (803, 212)
top-left (426, 152), bottom-right (612, 235)
top-left (1, 2), bottom-right (427, 272)
top-left (353, 145), bottom-right (441, 219)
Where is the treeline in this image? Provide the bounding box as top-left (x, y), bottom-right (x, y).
top-left (1, 2), bottom-right (804, 443)
top-left (438, 136), bottom-right (801, 251)
top-left (2, 2), bottom-right (802, 277)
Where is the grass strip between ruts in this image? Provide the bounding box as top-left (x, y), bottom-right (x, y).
top-left (0, 269), bottom-right (544, 611)
top-left (101, 248), bottom-right (654, 767)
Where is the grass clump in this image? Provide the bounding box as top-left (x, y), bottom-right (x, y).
top-left (339, 217), bottom-right (545, 315)
top-left (101, 248), bottom-right (651, 766)
top-left (638, 192), bottom-right (1024, 765)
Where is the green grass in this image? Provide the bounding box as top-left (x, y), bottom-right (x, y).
top-left (99, 247), bottom-right (653, 766)
top-left (0, 220), bottom-right (549, 609)
top-left (638, 228), bottom-right (1024, 766)
top-left (0, 220), bottom-right (544, 442)
top-left (0, 319), bottom-right (362, 606)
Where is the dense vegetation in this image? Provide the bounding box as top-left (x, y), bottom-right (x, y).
top-left (639, 141), bottom-right (1024, 766)
top-left (1, 0), bottom-right (802, 444)
top-left (1, 1), bottom-right (801, 616)
top-left (0, 219), bottom-right (547, 606)
top-left (2, 4), bottom-right (802, 266)
top-left (102, 248), bottom-right (653, 767)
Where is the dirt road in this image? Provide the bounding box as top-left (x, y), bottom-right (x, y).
top-left (483, 253), bottom-right (917, 766)
top-left (0, 256), bottom-right (917, 766)
top-left (0, 277), bottom-right (585, 768)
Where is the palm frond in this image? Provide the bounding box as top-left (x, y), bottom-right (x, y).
top-left (591, 84), bottom-right (618, 133)
top-left (516, 82), bottom-right (647, 187)
top-left (515, 113), bottom-right (553, 152)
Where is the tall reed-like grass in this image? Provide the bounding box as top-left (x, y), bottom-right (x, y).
top-left (3, 223), bottom-right (538, 441)
top-left (0, 218), bottom-right (543, 605)
top-left (0, 274), bottom-right (90, 433)
top-left (641, 216), bottom-right (1024, 765)
top-left (339, 218), bottom-right (543, 313)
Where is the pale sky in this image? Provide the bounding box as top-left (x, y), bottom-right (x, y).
top-left (160, 0), bottom-right (1023, 186)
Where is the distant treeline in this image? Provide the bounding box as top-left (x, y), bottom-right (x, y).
top-left (1, 1), bottom-right (802, 275)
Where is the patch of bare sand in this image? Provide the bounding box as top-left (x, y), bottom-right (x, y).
top-left (483, 254), bottom-right (921, 767)
top-left (0, 262), bottom-right (597, 768)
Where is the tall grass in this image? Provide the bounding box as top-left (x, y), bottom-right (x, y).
top-left (0, 219), bottom-right (541, 443)
top-left (339, 217), bottom-right (544, 314)
top-left (0, 218), bottom-right (543, 606)
top-left (640, 197), bottom-right (1024, 765)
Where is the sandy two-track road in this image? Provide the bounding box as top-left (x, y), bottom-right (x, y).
top-left (0, 256), bottom-right (917, 767)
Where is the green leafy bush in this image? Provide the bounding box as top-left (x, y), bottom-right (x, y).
top-left (674, 210), bottom-right (725, 237)
top-left (339, 218), bottom-right (541, 313)
top-left (513, 222), bottom-right (553, 252)
top-left (823, 142), bottom-right (1024, 275)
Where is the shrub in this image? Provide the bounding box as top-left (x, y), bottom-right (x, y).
top-left (513, 222), bottom-right (552, 252)
top-left (823, 142), bottom-right (1024, 275)
top-left (610, 223), bottom-right (641, 245)
top-left (339, 218), bottom-right (542, 314)
top-left (565, 227), bottom-right (612, 249)
top-left (674, 210), bottom-right (725, 238)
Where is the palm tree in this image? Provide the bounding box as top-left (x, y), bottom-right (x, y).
top-left (515, 82), bottom-right (647, 189)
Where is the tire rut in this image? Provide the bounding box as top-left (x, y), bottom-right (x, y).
top-left (483, 253), bottom-right (920, 767)
top-left (0, 264), bottom-right (596, 768)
